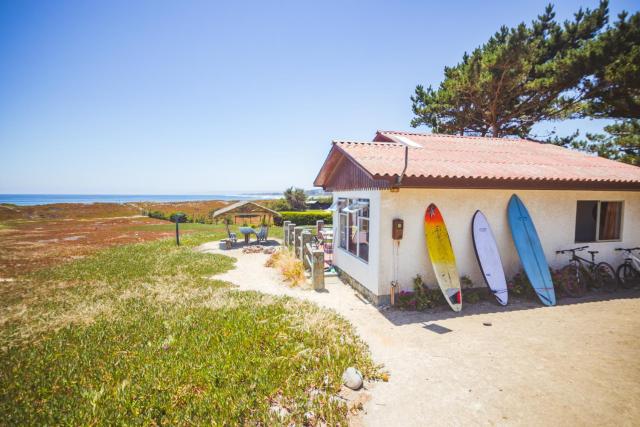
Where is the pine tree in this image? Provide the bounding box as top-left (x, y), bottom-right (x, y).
top-left (411, 2), bottom-right (609, 137)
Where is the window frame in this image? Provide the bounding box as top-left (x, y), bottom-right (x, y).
top-left (336, 197), bottom-right (370, 264)
top-left (574, 200), bottom-right (624, 243)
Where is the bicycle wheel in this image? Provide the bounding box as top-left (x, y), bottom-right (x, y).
top-left (617, 263), bottom-right (640, 289)
top-left (558, 264), bottom-right (586, 297)
top-left (581, 265), bottom-right (600, 290)
top-left (595, 262), bottom-right (617, 293)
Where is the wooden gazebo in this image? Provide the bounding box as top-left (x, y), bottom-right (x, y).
top-left (211, 201), bottom-right (281, 225)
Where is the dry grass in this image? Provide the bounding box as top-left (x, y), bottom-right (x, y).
top-left (135, 200), bottom-right (231, 221)
top-left (0, 202), bottom-right (141, 221)
top-left (266, 248), bottom-right (306, 286)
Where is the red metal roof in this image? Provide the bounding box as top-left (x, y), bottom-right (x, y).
top-left (314, 130), bottom-right (640, 190)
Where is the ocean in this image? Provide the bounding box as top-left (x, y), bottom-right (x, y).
top-left (0, 194), bottom-right (281, 206)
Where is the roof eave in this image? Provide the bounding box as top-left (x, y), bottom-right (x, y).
top-left (374, 175), bottom-right (640, 191)
top-left (314, 142), bottom-right (382, 189)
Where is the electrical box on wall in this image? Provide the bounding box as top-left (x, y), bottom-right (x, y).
top-left (392, 218), bottom-right (404, 240)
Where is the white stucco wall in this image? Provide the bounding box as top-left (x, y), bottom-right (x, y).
top-left (334, 188), bottom-right (640, 299)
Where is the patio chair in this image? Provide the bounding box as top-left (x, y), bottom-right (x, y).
top-left (255, 225), bottom-right (269, 244)
top-left (225, 224), bottom-right (237, 244)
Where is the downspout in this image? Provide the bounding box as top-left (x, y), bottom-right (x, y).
top-left (395, 146), bottom-right (409, 186)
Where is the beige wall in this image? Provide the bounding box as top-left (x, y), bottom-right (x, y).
top-left (335, 188), bottom-right (640, 299)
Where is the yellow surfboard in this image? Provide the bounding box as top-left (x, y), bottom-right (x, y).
top-left (424, 203), bottom-right (462, 312)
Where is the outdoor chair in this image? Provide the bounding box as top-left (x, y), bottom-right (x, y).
top-left (225, 224), bottom-right (237, 244)
top-left (255, 225), bottom-right (269, 244)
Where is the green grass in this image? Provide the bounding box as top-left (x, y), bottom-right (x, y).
top-left (0, 230), bottom-right (377, 425)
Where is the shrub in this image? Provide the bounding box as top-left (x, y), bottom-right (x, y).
top-left (148, 210), bottom-right (169, 221)
top-left (508, 270), bottom-right (537, 299)
top-left (278, 211), bottom-right (332, 226)
top-left (464, 290), bottom-right (481, 304)
top-left (264, 249), bottom-right (283, 268)
top-left (396, 275), bottom-right (445, 310)
top-left (460, 275), bottom-right (482, 304)
top-left (266, 198), bottom-right (290, 212)
top-left (265, 248), bottom-right (305, 286)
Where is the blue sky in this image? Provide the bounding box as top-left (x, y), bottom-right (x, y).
top-left (0, 0), bottom-right (637, 194)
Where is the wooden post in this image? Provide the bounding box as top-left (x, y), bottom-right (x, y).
top-left (293, 226), bottom-right (304, 257)
top-left (316, 220), bottom-right (324, 235)
top-left (175, 220), bottom-right (180, 246)
top-left (301, 230), bottom-right (312, 264)
top-left (283, 221), bottom-right (291, 244)
top-left (287, 223), bottom-right (296, 246)
top-left (312, 248), bottom-right (325, 290)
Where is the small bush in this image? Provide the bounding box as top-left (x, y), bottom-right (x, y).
top-left (460, 275), bottom-right (482, 304)
top-left (148, 210), bottom-right (169, 220)
top-left (508, 270), bottom-right (537, 299)
top-left (396, 275), bottom-right (445, 310)
top-left (279, 211), bottom-right (332, 226)
top-left (264, 249), bottom-right (283, 268)
top-left (464, 291), bottom-right (481, 304)
top-left (265, 248), bottom-right (305, 286)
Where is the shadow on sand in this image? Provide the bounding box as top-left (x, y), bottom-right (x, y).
top-left (379, 289), bottom-right (640, 327)
top-left (217, 239), bottom-right (282, 250)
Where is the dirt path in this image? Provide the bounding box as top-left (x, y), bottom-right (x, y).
top-left (198, 242), bottom-right (640, 426)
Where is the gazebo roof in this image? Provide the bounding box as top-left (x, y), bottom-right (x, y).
top-left (211, 201), bottom-right (281, 219)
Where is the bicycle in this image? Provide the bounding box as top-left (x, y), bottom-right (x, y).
top-left (614, 247), bottom-right (640, 289)
top-left (556, 246), bottom-right (617, 296)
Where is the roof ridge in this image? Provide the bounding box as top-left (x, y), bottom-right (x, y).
top-left (333, 139), bottom-right (404, 147)
top-left (377, 129), bottom-right (533, 143)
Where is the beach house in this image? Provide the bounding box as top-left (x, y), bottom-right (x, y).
top-left (314, 130), bottom-right (640, 305)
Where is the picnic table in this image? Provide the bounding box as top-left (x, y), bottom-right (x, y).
top-left (238, 226), bottom-right (255, 244)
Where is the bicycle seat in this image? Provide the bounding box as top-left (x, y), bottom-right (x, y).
top-left (588, 250), bottom-right (599, 255)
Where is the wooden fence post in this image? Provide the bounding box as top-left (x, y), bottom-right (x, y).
top-left (283, 220), bottom-right (291, 244)
top-left (312, 248), bottom-right (325, 290)
top-left (293, 226), bottom-right (304, 257)
top-left (287, 223), bottom-right (296, 246)
top-left (316, 220), bottom-right (324, 235)
top-left (301, 230), bottom-right (312, 264)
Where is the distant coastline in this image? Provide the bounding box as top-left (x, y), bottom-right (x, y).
top-left (0, 193), bottom-right (281, 206)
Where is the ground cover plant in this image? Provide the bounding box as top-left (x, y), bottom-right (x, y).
top-left (0, 217), bottom-right (376, 425)
top-left (0, 202), bottom-right (141, 221)
top-left (0, 203), bottom-right (283, 279)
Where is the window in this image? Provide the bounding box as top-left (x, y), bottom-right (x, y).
top-left (337, 198), bottom-right (370, 262)
top-left (575, 201), bottom-right (623, 242)
top-left (338, 199), bottom-right (348, 250)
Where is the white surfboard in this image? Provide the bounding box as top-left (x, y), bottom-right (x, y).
top-left (472, 210), bottom-right (508, 305)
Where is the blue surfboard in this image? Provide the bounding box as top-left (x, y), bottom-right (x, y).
top-left (507, 195), bottom-right (556, 306)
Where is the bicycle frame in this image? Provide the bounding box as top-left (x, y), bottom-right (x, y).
top-left (571, 253), bottom-right (597, 268)
top-left (622, 251), bottom-right (640, 271)
top-left (558, 248), bottom-right (597, 272)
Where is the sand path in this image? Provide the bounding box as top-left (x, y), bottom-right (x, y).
top-left (198, 241), bottom-right (640, 426)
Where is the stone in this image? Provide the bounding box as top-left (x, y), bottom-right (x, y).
top-left (269, 405), bottom-right (289, 419)
top-left (342, 367), bottom-right (363, 390)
